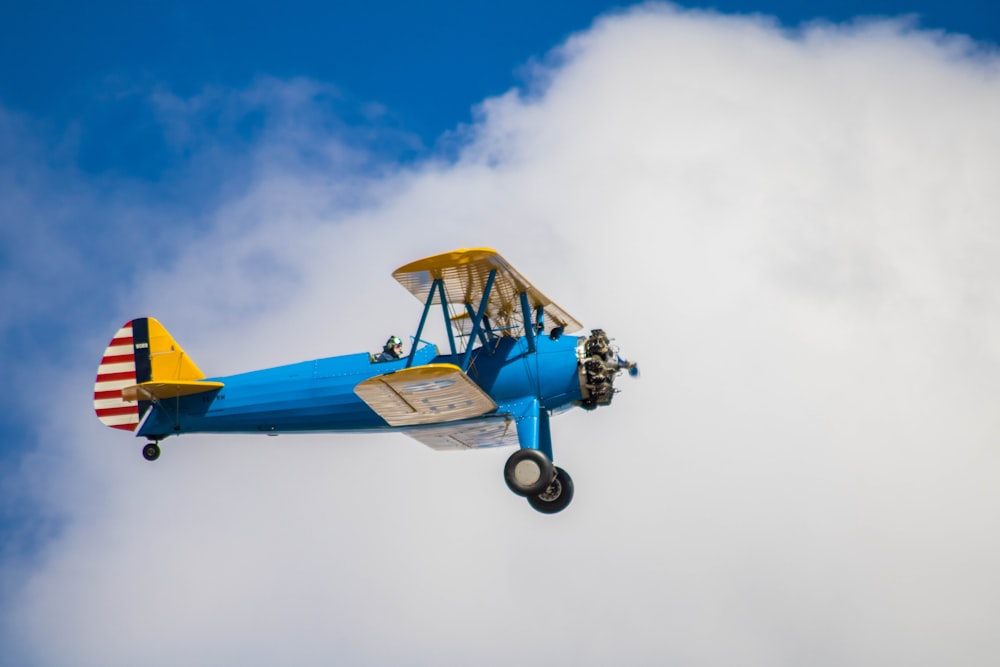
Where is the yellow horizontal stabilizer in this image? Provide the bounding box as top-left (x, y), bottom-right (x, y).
top-left (354, 364), bottom-right (497, 427)
top-left (392, 248), bottom-right (582, 336)
top-left (122, 380), bottom-right (224, 402)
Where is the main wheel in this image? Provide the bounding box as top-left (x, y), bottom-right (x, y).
top-left (504, 449), bottom-right (554, 497)
top-left (528, 466), bottom-right (574, 514)
top-left (142, 442), bottom-right (161, 461)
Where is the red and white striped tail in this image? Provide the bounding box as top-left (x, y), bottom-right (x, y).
top-left (93, 321), bottom-right (141, 431)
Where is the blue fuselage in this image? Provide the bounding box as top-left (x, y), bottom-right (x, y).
top-left (137, 335), bottom-right (583, 439)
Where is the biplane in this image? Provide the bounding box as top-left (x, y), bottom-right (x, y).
top-left (93, 248), bottom-right (637, 513)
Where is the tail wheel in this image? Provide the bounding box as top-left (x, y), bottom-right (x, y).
top-left (528, 466), bottom-right (574, 514)
top-left (142, 442), bottom-right (161, 462)
top-left (504, 448), bottom-right (554, 497)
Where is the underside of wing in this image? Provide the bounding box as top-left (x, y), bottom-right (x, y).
top-left (404, 417), bottom-right (520, 451)
top-left (392, 248), bottom-right (582, 338)
top-left (354, 364), bottom-right (497, 426)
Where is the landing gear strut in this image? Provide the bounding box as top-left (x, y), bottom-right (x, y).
top-left (142, 441), bottom-right (161, 462)
top-left (504, 449), bottom-right (574, 514)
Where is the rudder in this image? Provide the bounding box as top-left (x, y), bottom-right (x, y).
top-left (93, 318), bottom-right (207, 432)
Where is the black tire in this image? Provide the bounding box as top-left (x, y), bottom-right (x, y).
top-left (504, 448), bottom-right (554, 497)
top-left (528, 466), bottom-right (574, 514)
top-left (142, 442), bottom-right (161, 461)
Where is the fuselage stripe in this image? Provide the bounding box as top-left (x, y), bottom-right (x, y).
top-left (94, 397), bottom-right (131, 409)
top-left (94, 379), bottom-right (138, 392)
top-left (131, 318), bottom-right (152, 384)
top-left (102, 414), bottom-right (140, 426)
top-left (97, 362), bottom-right (137, 375)
top-left (101, 353), bottom-right (135, 365)
top-left (96, 370), bottom-right (138, 383)
top-left (94, 320), bottom-right (142, 432)
top-left (96, 406), bottom-right (140, 418)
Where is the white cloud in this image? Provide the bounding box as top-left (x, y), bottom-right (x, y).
top-left (3, 4), bottom-right (1000, 666)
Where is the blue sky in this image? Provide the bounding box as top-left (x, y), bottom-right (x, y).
top-left (2, 2), bottom-right (999, 665)
top-left (2, 1), bottom-right (997, 172)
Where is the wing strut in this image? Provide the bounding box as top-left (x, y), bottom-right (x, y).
top-left (459, 268), bottom-right (497, 371)
top-left (520, 291), bottom-right (536, 354)
top-left (464, 302), bottom-right (491, 350)
top-left (438, 278), bottom-right (457, 356)
top-left (406, 278), bottom-right (441, 369)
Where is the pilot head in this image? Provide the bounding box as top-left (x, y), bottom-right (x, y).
top-left (384, 336), bottom-right (403, 358)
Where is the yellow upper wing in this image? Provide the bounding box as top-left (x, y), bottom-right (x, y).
top-left (392, 248), bottom-right (582, 337)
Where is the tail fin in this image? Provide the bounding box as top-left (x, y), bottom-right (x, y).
top-left (93, 318), bottom-right (208, 432)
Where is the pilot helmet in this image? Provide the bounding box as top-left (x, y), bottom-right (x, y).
top-left (385, 336), bottom-right (403, 351)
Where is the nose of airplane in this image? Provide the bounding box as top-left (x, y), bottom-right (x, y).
top-left (577, 329), bottom-right (638, 409)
